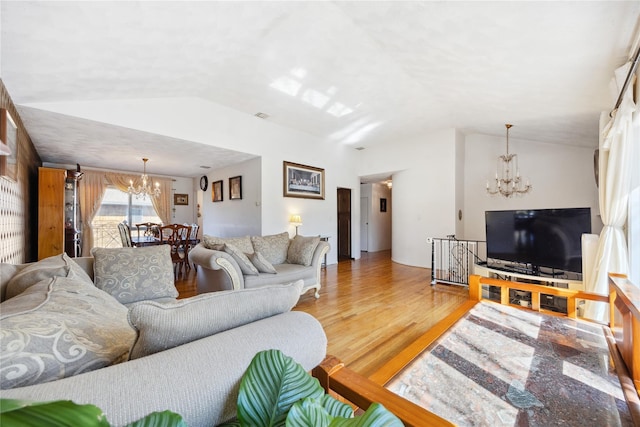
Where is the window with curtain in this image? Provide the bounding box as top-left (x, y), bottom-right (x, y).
top-left (92, 186), bottom-right (162, 248)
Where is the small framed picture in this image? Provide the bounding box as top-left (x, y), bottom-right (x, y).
top-left (229, 176), bottom-right (242, 200)
top-left (212, 180), bottom-right (224, 202)
top-left (380, 198), bottom-right (387, 212)
top-left (283, 161), bottom-right (325, 200)
top-left (174, 193), bottom-right (189, 206)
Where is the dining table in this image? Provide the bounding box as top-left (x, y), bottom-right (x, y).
top-left (131, 235), bottom-right (163, 247)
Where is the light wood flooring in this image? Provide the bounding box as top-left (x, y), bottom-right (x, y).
top-left (175, 250), bottom-right (469, 378)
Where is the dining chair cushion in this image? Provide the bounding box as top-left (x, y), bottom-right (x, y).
top-left (287, 235), bottom-right (321, 267)
top-left (249, 251), bottom-right (277, 274)
top-left (92, 246), bottom-right (178, 305)
top-left (127, 280), bottom-right (303, 359)
top-left (250, 232), bottom-right (291, 265)
top-left (223, 243), bottom-right (259, 276)
top-left (4, 253), bottom-right (93, 300)
top-left (0, 275), bottom-right (135, 389)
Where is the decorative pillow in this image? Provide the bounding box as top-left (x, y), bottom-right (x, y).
top-left (251, 232), bottom-right (290, 265)
top-left (92, 245), bottom-right (178, 305)
top-left (249, 251), bottom-right (277, 274)
top-left (0, 276), bottom-right (136, 389)
top-left (1, 263), bottom-right (25, 302)
top-left (202, 235), bottom-right (254, 254)
top-left (127, 280), bottom-right (303, 359)
top-left (287, 235), bottom-right (321, 266)
top-left (5, 253), bottom-right (93, 300)
top-left (223, 243), bottom-right (259, 276)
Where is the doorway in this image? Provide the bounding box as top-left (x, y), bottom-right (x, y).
top-left (337, 188), bottom-right (352, 260)
top-left (360, 196), bottom-right (369, 252)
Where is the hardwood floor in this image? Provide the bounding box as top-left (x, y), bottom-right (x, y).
top-left (175, 250), bottom-right (469, 378)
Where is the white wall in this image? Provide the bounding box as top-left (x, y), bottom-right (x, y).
top-left (359, 128), bottom-right (458, 267)
top-left (200, 157), bottom-right (262, 237)
top-left (170, 177), bottom-right (197, 225)
top-left (462, 133), bottom-right (602, 246)
top-left (455, 129), bottom-right (465, 237)
top-left (360, 183), bottom-right (392, 252)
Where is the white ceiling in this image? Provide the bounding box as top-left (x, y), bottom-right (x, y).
top-left (1, 1), bottom-right (639, 178)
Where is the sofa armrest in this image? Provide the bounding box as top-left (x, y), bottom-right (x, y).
top-left (1, 311), bottom-right (327, 427)
top-left (189, 244), bottom-right (244, 291)
top-left (311, 241), bottom-right (330, 268)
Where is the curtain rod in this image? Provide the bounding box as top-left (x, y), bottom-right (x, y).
top-left (610, 44), bottom-right (640, 117)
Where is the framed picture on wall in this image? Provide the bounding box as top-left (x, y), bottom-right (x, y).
top-left (283, 161), bottom-right (325, 199)
top-left (229, 176), bottom-right (242, 200)
top-left (212, 180), bottom-right (223, 202)
top-left (0, 108), bottom-right (18, 181)
top-left (174, 193), bottom-right (189, 206)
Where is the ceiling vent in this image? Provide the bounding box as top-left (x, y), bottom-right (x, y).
top-left (199, 165), bottom-right (211, 169)
top-left (255, 112), bottom-right (269, 119)
top-left (355, 147), bottom-right (365, 151)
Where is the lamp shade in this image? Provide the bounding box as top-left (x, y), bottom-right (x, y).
top-left (289, 214), bottom-right (302, 225)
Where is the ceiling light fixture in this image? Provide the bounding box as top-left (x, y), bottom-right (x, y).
top-left (128, 158), bottom-right (160, 200)
top-left (486, 124), bottom-right (532, 198)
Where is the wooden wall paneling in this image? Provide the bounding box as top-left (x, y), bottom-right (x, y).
top-left (0, 80), bottom-right (42, 263)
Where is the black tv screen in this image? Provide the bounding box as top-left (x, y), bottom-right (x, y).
top-left (485, 208), bottom-right (591, 274)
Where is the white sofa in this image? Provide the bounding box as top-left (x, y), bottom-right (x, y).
top-left (0, 248), bottom-right (327, 426)
top-left (189, 232), bottom-right (330, 298)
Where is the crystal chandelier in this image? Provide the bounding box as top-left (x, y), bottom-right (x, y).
top-left (486, 124), bottom-right (532, 197)
top-left (128, 158), bottom-right (161, 199)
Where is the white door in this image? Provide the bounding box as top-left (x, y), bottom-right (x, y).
top-left (360, 197), bottom-right (369, 252)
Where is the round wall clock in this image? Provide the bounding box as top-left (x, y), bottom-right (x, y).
top-left (199, 175), bottom-right (208, 191)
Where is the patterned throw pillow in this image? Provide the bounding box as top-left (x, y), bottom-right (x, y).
top-left (0, 276), bottom-right (135, 389)
top-left (251, 232), bottom-right (290, 265)
top-left (92, 245), bottom-right (178, 305)
top-left (127, 281), bottom-right (303, 359)
top-left (4, 253), bottom-right (94, 300)
top-left (249, 251), bottom-right (277, 274)
top-left (287, 235), bottom-right (321, 266)
top-left (202, 235), bottom-right (254, 254)
top-left (223, 243), bottom-right (259, 276)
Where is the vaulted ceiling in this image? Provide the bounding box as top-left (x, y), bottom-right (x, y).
top-left (1, 1), bottom-right (638, 177)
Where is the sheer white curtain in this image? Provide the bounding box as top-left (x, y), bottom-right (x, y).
top-left (584, 62), bottom-right (637, 321)
top-left (79, 170), bottom-right (108, 256)
top-left (104, 172), bottom-right (172, 225)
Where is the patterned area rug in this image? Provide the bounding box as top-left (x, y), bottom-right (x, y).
top-left (386, 301), bottom-right (633, 426)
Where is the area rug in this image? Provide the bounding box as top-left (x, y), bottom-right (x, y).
top-left (385, 301), bottom-right (633, 426)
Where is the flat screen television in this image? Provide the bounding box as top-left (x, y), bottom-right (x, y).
top-left (485, 208), bottom-right (591, 274)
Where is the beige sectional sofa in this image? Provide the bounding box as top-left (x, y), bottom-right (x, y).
top-left (189, 232), bottom-right (330, 298)
top-left (0, 247), bottom-right (327, 426)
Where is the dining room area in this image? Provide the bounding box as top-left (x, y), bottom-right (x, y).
top-left (116, 221), bottom-right (200, 279)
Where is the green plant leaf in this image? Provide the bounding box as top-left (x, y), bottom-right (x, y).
top-left (319, 395), bottom-right (353, 419)
top-left (237, 349), bottom-right (324, 427)
top-left (286, 398), bottom-right (331, 427)
top-left (218, 420), bottom-right (242, 427)
top-left (125, 410), bottom-right (187, 427)
top-left (328, 403), bottom-right (403, 427)
top-left (0, 399), bottom-right (110, 427)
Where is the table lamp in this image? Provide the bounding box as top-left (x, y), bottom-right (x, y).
top-left (289, 214), bottom-right (302, 235)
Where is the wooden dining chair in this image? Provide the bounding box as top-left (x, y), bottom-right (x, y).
top-left (159, 224), bottom-right (192, 278)
top-left (135, 222), bottom-right (161, 239)
top-left (117, 221), bottom-right (134, 248)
